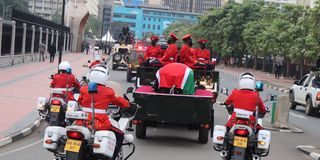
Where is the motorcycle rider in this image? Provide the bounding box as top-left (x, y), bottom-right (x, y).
top-left (159, 32), bottom-right (179, 66)
top-left (76, 66), bottom-right (131, 159)
top-left (223, 72), bottom-right (267, 131)
top-left (88, 55), bottom-right (102, 69)
top-left (194, 39), bottom-right (215, 70)
top-left (142, 35), bottom-right (162, 66)
top-left (50, 61), bottom-right (81, 101)
top-left (154, 63), bottom-right (195, 95)
top-left (179, 34), bottom-right (197, 67)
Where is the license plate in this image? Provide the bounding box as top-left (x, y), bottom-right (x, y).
top-left (233, 136), bottom-right (248, 148)
top-left (131, 71), bottom-right (137, 73)
top-left (50, 105), bottom-right (60, 113)
top-left (64, 139), bottom-right (82, 153)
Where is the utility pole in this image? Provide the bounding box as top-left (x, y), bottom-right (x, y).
top-left (58, 0), bottom-right (65, 67)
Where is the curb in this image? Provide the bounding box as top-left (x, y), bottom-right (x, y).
top-left (217, 68), bottom-right (290, 93)
top-left (0, 119), bottom-right (42, 148)
top-left (297, 145), bottom-right (320, 160)
top-left (263, 125), bottom-right (304, 133)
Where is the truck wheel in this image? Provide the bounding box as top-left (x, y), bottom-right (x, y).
top-left (136, 122), bottom-right (146, 139)
top-left (112, 64), bottom-right (117, 70)
top-left (126, 72), bottom-right (132, 82)
top-left (198, 127), bottom-right (209, 144)
top-left (305, 98), bottom-right (315, 116)
top-left (289, 92), bottom-right (296, 110)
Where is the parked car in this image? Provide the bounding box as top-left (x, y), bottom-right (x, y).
top-left (289, 69), bottom-right (320, 116)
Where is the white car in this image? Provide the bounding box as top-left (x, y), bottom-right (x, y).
top-left (289, 70), bottom-right (320, 116)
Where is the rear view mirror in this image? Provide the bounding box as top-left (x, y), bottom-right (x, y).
top-left (49, 74), bottom-right (54, 79)
top-left (126, 87), bottom-right (134, 94)
top-left (294, 80), bottom-right (299, 85)
top-left (255, 81), bottom-right (264, 92)
top-left (82, 76), bottom-right (87, 81)
top-left (66, 68), bottom-right (72, 74)
top-left (88, 60), bottom-right (91, 63)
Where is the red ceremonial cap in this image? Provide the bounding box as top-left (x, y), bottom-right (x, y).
top-left (150, 35), bottom-right (159, 41)
top-left (197, 39), bottom-right (208, 43)
top-left (169, 32), bottom-right (179, 41)
top-left (182, 34), bottom-right (192, 40)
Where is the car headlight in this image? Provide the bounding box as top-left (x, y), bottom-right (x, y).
top-left (114, 54), bottom-right (121, 61)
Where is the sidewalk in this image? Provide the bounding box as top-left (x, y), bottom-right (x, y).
top-left (216, 65), bottom-right (295, 93)
top-left (0, 52), bottom-right (97, 147)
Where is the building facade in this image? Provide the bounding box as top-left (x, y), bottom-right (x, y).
top-left (161, 0), bottom-right (219, 13)
top-left (111, 6), bottom-right (199, 40)
top-left (28, 0), bottom-right (62, 20)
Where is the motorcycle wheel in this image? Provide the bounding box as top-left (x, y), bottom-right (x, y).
top-left (198, 127), bottom-right (209, 144)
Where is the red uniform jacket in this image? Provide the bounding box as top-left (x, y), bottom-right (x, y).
top-left (89, 60), bottom-right (101, 69)
top-left (194, 48), bottom-right (211, 63)
top-left (225, 89), bottom-right (266, 130)
top-left (144, 45), bottom-right (161, 59)
top-left (160, 44), bottom-right (178, 65)
top-left (77, 85), bottom-right (129, 130)
top-left (50, 73), bottom-right (81, 101)
top-left (190, 48), bottom-right (198, 58)
top-left (180, 44), bottom-right (196, 67)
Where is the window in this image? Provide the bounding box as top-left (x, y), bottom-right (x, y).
top-left (148, 17), bottom-right (151, 21)
top-left (144, 17), bottom-right (146, 20)
top-left (158, 18), bottom-right (161, 22)
top-left (148, 24), bottom-right (150, 29)
top-left (158, 25), bottom-right (160, 30)
top-left (153, 25), bottom-right (155, 30)
top-left (153, 18), bottom-right (156, 21)
top-left (143, 24), bottom-right (145, 29)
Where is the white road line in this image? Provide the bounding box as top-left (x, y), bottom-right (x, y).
top-left (290, 112), bottom-right (307, 120)
top-left (0, 139), bottom-right (43, 157)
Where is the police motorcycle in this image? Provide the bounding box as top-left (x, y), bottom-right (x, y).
top-left (213, 82), bottom-right (272, 160)
top-left (37, 68), bottom-right (79, 127)
top-left (42, 86), bottom-right (137, 160)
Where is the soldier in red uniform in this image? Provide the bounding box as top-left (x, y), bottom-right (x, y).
top-left (142, 35), bottom-right (162, 66)
top-left (88, 55), bottom-right (102, 69)
top-left (159, 32), bottom-right (179, 65)
top-left (50, 61), bottom-right (81, 101)
top-left (194, 39), bottom-right (215, 70)
top-left (179, 34), bottom-right (197, 67)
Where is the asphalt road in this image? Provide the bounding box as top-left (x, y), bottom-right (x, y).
top-left (0, 67), bottom-right (317, 160)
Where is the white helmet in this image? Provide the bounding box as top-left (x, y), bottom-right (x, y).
top-left (239, 72), bottom-right (255, 90)
top-left (58, 61), bottom-right (71, 71)
top-left (88, 66), bottom-right (109, 85)
top-left (95, 55), bottom-right (101, 61)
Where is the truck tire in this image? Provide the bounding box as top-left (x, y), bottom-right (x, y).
top-left (198, 127), bottom-right (209, 144)
top-left (136, 122), bottom-right (146, 139)
top-left (112, 64), bottom-right (117, 70)
top-left (305, 98), bottom-right (315, 116)
top-left (289, 92), bottom-right (297, 110)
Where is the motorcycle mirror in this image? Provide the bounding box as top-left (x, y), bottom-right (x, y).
top-left (124, 134), bottom-right (134, 143)
top-left (82, 76), bottom-right (87, 81)
top-left (255, 81), bottom-right (264, 92)
top-left (66, 68), bottom-right (72, 74)
top-left (265, 105), bottom-right (271, 113)
top-left (88, 82), bottom-right (98, 94)
top-left (49, 74), bottom-right (54, 79)
top-left (126, 87), bottom-right (134, 94)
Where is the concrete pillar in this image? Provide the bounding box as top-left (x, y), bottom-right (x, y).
top-left (31, 25), bottom-right (35, 56)
top-left (10, 21), bottom-right (16, 65)
top-left (51, 29), bottom-right (54, 44)
top-left (55, 30), bottom-right (59, 54)
top-left (63, 33), bottom-right (66, 52)
top-left (22, 23), bottom-right (27, 62)
top-left (37, 27), bottom-right (43, 61)
top-left (0, 18), bottom-right (3, 56)
top-left (274, 95), bottom-right (290, 129)
top-left (45, 28), bottom-right (49, 55)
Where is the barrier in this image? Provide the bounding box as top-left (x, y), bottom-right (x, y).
top-left (273, 95), bottom-right (290, 129)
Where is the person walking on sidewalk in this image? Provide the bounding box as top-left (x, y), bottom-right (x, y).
top-left (48, 42), bottom-right (56, 63)
top-left (39, 41), bottom-right (46, 62)
top-left (274, 62), bottom-right (282, 79)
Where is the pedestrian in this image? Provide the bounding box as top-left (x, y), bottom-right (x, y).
top-left (274, 62), bottom-right (281, 79)
top-left (48, 41), bottom-right (56, 63)
top-left (85, 42), bottom-right (89, 55)
top-left (39, 41), bottom-right (46, 62)
top-left (108, 43), bottom-right (112, 55)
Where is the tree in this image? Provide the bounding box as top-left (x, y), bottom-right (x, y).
top-left (84, 15), bottom-right (102, 38)
top-left (0, 0), bottom-right (29, 18)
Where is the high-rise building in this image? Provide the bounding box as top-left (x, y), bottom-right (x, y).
top-left (123, 0), bottom-right (144, 6)
top-left (28, 0), bottom-right (62, 20)
top-left (161, 0), bottom-right (219, 13)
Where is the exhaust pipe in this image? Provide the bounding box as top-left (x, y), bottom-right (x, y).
top-left (252, 154), bottom-right (260, 160)
top-left (220, 150), bottom-right (228, 160)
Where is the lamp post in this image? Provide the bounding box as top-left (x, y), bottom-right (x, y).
top-left (58, 0), bottom-right (66, 67)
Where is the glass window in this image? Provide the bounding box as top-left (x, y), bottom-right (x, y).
top-left (143, 24), bottom-right (145, 29)
top-left (148, 17), bottom-right (151, 21)
top-left (153, 18), bottom-right (156, 21)
top-left (158, 18), bottom-right (161, 22)
top-left (148, 24), bottom-right (150, 29)
top-left (153, 25), bottom-right (155, 30)
top-left (158, 25), bottom-right (160, 30)
top-left (144, 17), bottom-right (146, 20)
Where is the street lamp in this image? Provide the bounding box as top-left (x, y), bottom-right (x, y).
top-left (58, 0), bottom-right (66, 67)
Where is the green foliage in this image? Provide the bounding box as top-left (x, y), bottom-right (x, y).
top-left (84, 15), bottom-right (102, 38)
top-left (0, 0), bottom-right (29, 17)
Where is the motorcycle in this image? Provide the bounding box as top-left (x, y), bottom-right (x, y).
top-left (37, 72), bottom-right (80, 127)
top-left (42, 86), bottom-right (137, 160)
top-left (213, 82), bottom-right (272, 160)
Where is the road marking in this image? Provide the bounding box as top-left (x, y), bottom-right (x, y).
top-left (290, 112), bottom-right (307, 120)
top-left (0, 139), bottom-right (43, 157)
